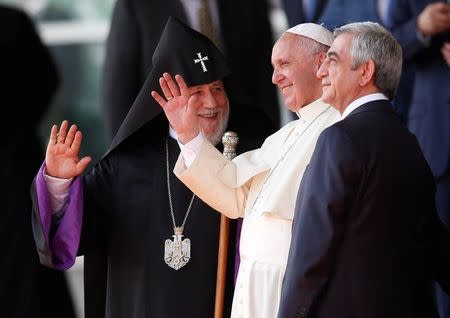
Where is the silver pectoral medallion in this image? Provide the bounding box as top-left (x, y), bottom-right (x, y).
top-left (164, 227), bottom-right (191, 270)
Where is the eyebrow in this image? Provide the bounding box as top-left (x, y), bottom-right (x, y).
top-left (189, 81), bottom-right (222, 91)
top-left (327, 51), bottom-right (339, 60)
top-left (188, 86), bottom-right (203, 93)
top-left (271, 57), bottom-right (290, 67)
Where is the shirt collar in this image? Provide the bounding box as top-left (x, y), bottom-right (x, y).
top-left (295, 98), bottom-right (330, 121)
top-left (341, 93), bottom-right (388, 119)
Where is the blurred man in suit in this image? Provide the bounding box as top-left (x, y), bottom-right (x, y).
top-left (389, 1), bottom-right (450, 316)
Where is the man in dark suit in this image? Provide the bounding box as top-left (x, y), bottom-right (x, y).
top-left (389, 2), bottom-right (450, 315)
top-left (278, 22), bottom-right (450, 318)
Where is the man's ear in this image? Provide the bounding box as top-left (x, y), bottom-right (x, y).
top-left (359, 59), bottom-right (375, 86)
top-left (317, 52), bottom-right (327, 70)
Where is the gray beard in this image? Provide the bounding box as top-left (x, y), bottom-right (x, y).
top-left (203, 109), bottom-right (230, 146)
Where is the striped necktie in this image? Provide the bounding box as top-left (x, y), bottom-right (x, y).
top-left (198, 0), bottom-right (221, 49)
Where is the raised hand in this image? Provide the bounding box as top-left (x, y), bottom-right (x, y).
top-left (45, 120), bottom-right (92, 179)
top-left (417, 2), bottom-right (450, 36)
top-left (151, 73), bottom-right (200, 144)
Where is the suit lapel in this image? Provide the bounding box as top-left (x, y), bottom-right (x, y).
top-left (345, 99), bottom-right (395, 119)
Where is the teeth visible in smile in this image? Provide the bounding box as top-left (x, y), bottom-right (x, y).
top-left (198, 111), bottom-right (218, 117)
top-left (282, 85), bottom-right (292, 92)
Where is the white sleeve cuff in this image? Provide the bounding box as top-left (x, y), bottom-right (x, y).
top-left (43, 169), bottom-right (73, 214)
top-left (178, 132), bottom-right (205, 168)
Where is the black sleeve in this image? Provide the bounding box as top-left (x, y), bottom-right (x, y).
top-left (78, 154), bottom-right (117, 255)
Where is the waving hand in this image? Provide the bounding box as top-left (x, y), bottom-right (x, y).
top-left (151, 73), bottom-right (201, 144)
top-left (45, 120), bottom-right (92, 179)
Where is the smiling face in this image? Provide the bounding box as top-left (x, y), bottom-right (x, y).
top-left (187, 80), bottom-right (229, 145)
top-left (271, 33), bottom-right (324, 112)
top-left (317, 33), bottom-right (377, 113)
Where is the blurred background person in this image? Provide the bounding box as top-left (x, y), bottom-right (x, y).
top-left (0, 4), bottom-right (76, 318)
top-left (388, 1), bottom-right (450, 317)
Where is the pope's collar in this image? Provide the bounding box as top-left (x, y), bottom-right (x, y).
top-left (295, 98), bottom-right (330, 121)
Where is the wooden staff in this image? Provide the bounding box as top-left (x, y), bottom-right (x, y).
top-left (214, 131), bottom-right (239, 318)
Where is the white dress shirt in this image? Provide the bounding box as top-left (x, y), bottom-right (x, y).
top-left (341, 92), bottom-right (388, 119)
top-left (44, 171), bottom-right (72, 213)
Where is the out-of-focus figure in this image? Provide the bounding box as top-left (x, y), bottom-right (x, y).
top-left (389, 1), bottom-right (450, 317)
top-left (0, 4), bottom-right (76, 318)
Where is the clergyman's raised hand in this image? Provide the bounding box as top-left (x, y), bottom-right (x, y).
top-left (45, 120), bottom-right (92, 179)
top-left (151, 73), bottom-right (200, 144)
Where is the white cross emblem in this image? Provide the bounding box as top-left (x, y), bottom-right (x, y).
top-left (194, 52), bottom-right (209, 72)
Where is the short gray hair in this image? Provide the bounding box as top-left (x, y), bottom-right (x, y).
top-left (297, 35), bottom-right (330, 55)
top-left (334, 22), bottom-right (402, 100)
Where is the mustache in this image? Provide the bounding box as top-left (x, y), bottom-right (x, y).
top-left (197, 108), bottom-right (221, 116)
top-left (202, 109), bottom-right (230, 146)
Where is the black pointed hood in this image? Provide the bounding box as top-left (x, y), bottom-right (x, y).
top-left (105, 16), bottom-right (231, 156)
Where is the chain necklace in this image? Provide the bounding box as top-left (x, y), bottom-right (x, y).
top-left (164, 138), bottom-right (196, 270)
top-left (250, 106), bottom-right (330, 213)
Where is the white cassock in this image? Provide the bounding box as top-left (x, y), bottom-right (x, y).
top-left (174, 99), bottom-right (340, 318)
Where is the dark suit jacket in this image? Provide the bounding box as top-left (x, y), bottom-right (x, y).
top-left (389, 0), bottom-right (450, 179)
top-left (278, 100), bottom-right (450, 318)
top-left (101, 0), bottom-right (279, 144)
top-left (282, 0), bottom-right (327, 25)
top-left (283, 0), bottom-right (381, 28)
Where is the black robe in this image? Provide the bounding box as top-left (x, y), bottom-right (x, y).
top-left (33, 115), bottom-right (236, 317)
top-left (1, 5), bottom-right (75, 317)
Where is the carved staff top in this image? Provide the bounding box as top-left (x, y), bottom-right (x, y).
top-left (222, 131), bottom-right (239, 160)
